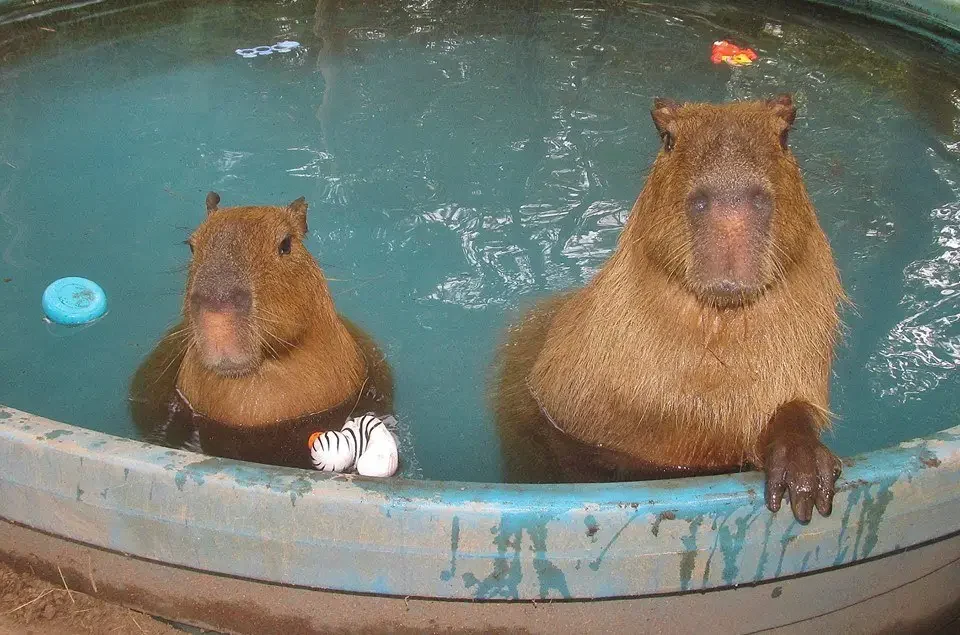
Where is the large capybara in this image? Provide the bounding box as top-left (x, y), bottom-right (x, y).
top-left (496, 95), bottom-right (844, 523)
top-left (130, 192), bottom-right (391, 469)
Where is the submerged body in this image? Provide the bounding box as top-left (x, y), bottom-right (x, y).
top-left (131, 193), bottom-right (392, 470)
top-left (496, 96), bottom-right (843, 523)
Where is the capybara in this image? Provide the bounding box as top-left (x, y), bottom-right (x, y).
top-left (496, 95), bottom-right (843, 523)
top-left (130, 192), bottom-right (391, 469)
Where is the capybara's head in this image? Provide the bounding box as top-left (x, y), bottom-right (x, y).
top-left (637, 95), bottom-right (817, 308)
top-left (183, 192), bottom-right (326, 377)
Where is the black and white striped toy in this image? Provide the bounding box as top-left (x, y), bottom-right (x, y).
top-left (308, 414), bottom-right (399, 477)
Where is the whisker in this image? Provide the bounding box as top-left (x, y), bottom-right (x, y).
top-left (256, 331), bottom-right (281, 359)
top-left (253, 314), bottom-right (284, 326)
top-left (255, 307), bottom-right (288, 322)
top-left (163, 326), bottom-right (193, 341)
top-left (263, 329), bottom-right (297, 350)
top-left (154, 341), bottom-right (188, 385)
top-left (350, 375), bottom-right (369, 415)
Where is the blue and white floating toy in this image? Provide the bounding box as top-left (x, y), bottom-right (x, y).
top-left (42, 277), bottom-right (107, 325)
top-left (236, 40), bottom-right (300, 58)
top-left (308, 414), bottom-right (399, 477)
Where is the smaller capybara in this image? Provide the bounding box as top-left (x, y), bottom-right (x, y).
top-left (495, 95), bottom-right (844, 523)
top-left (130, 193), bottom-right (391, 469)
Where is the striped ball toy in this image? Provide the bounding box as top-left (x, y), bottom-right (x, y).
top-left (308, 414), bottom-right (399, 478)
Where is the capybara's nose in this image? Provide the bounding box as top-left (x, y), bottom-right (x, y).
top-left (190, 285), bottom-right (252, 315)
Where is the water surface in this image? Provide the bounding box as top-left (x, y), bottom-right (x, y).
top-left (1, 0), bottom-right (959, 481)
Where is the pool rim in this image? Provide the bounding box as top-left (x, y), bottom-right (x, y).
top-left (2, 405), bottom-right (958, 600)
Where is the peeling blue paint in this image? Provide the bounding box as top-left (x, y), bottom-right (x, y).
top-left (1, 404), bottom-right (958, 600)
top-left (440, 516), bottom-right (460, 582)
top-left (856, 483), bottom-right (895, 559)
top-left (834, 485), bottom-right (863, 565)
top-left (650, 510), bottom-right (676, 537)
top-left (462, 519), bottom-right (523, 599)
top-left (45, 429), bottom-right (72, 439)
top-left (0, 410), bottom-right (12, 420)
top-left (919, 448), bottom-right (942, 468)
top-left (718, 512), bottom-right (757, 585)
top-left (584, 515), bottom-right (599, 541)
top-left (774, 520), bottom-right (800, 578)
top-left (701, 511), bottom-right (730, 586)
top-left (589, 508), bottom-right (642, 572)
top-left (679, 516), bottom-right (704, 591)
top-left (528, 520), bottom-right (570, 599)
top-left (462, 513), bottom-right (568, 599)
top-left (753, 513), bottom-right (777, 581)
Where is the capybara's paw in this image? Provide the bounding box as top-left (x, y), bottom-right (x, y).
top-left (764, 436), bottom-right (841, 523)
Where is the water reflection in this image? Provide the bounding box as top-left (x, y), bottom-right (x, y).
top-left (297, 0), bottom-right (960, 457)
top-left (869, 199), bottom-right (960, 402)
top-left (2, 0), bottom-right (960, 479)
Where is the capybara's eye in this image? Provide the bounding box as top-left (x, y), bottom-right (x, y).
top-left (184, 239), bottom-right (194, 254)
top-left (279, 236), bottom-right (292, 256)
top-left (661, 131), bottom-right (675, 152)
top-left (690, 194), bottom-right (708, 215)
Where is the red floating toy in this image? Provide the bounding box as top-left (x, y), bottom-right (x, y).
top-left (711, 40), bottom-right (758, 67)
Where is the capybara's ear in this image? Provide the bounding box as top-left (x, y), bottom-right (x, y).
top-left (288, 196), bottom-right (308, 234)
top-left (767, 94), bottom-right (796, 126)
top-left (205, 191), bottom-right (221, 215)
top-left (651, 98), bottom-right (680, 135)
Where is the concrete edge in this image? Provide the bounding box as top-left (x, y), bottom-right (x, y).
top-left (2, 407), bottom-right (958, 600)
top-left (2, 518), bottom-right (959, 634)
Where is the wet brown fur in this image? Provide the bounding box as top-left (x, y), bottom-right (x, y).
top-left (174, 199), bottom-right (366, 426)
top-left (130, 195), bottom-right (391, 468)
top-left (496, 97), bottom-right (843, 483)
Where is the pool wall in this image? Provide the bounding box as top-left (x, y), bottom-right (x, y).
top-left (815, 0), bottom-right (960, 39)
top-left (1, 407), bottom-right (959, 600)
top-left (2, 0), bottom-right (960, 632)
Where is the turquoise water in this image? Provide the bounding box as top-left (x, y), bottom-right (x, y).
top-left (1, 0), bottom-right (959, 482)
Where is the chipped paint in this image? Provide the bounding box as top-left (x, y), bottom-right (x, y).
top-left (440, 516), bottom-right (460, 582)
top-left (650, 510), bottom-right (676, 537)
top-left (461, 512), bottom-right (569, 599)
top-left (717, 512), bottom-right (757, 585)
top-left (584, 515), bottom-right (599, 541)
top-left (753, 513), bottom-right (777, 581)
top-left (679, 516), bottom-right (703, 591)
top-left (589, 508), bottom-right (642, 572)
top-left (0, 406), bottom-right (958, 599)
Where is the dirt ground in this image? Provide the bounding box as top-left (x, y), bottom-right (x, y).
top-left (0, 561), bottom-right (182, 635)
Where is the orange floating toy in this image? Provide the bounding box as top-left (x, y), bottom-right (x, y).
top-left (711, 40), bottom-right (758, 66)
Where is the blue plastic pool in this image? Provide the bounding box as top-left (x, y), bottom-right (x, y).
top-left (1, 1), bottom-right (958, 632)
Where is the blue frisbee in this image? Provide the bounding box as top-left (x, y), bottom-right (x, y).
top-left (42, 277), bottom-right (107, 325)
